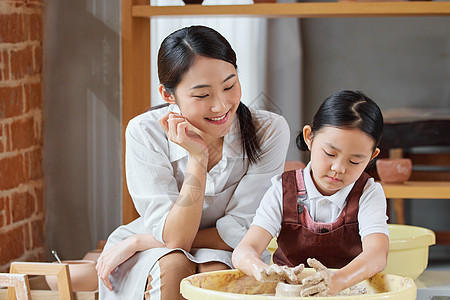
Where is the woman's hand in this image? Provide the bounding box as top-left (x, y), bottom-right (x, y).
top-left (159, 112), bottom-right (208, 159)
top-left (96, 234), bottom-right (165, 291)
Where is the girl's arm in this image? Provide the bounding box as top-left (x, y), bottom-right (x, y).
top-left (328, 233), bottom-right (389, 295)
top-left (232, 225), bottom-right (273, 277)
top-left (97, 234), bottom-right (165, 291)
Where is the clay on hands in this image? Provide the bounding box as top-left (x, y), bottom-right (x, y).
top-left (254, 263), bottom-right (305, 284)
top-left (298, 258), bottom-right (332, 297)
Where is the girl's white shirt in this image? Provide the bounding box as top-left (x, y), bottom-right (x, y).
top-left (125, 104), bottom-right (290, 249)
top-left (252, 163), bottom-right (389, 239)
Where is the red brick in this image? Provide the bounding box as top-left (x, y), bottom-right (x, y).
top-left (29, 13), bottom-right (43, 41)
top-left (0, 155), bottom-right (25, 190)
top-left (31, 218), bottom-right (45, 249)
top-left (0, 196), bottom-right (12, 226)
top-left (0, 196), bottom-right (5, 227)
top-left (24, 222), bottom-right (31, 250)
top-left (34, 185), bottom-right (43, 213)
top-left (10, 117), bottom-right (35, 150)
top-left (0, 86), bottom-right (24, 119)
top-left (0, 50), bottom-right (11, 81)
top-left (0, 225), bottom-right (26, 265)
top-left (0, 125), bottom-right (5, 153)
top-left (33, 45), bottom-right (42, 74)
top-left (0, 13), bottom-right (25, 44)
top-left (24, 82), bottom-right (42, 111)
top-left (25, 148), bottom-right (43, 180)
top-left (10, 47), bottom-right (34, 79)
top-left (11, 191), bottom-right (34, 222)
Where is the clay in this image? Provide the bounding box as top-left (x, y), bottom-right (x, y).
top-left (376, 158), bottom-right (412, 183)
top-left (254, 263), bottom-right (304, 284)
top-left (273, 258), bottom-right (368, 297)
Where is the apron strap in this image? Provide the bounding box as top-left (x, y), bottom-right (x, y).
top-left (281, 170), bottom-right (300, 224)
top-left (344, 172), bottom-right (370, 224)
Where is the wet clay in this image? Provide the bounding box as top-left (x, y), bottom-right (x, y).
top-left (273, 258), bottom-right (367, 297)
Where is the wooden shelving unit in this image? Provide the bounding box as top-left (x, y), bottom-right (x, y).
top-left (122, 1), bottom-right (450, 224)
top-left (132, 2), bottom-right (450, 18)
top-left (381, 181), bottom-right (450, 200)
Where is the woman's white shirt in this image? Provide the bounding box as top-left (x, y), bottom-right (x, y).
top-left (125, 104), bottom-right (290, 249)
top-left (251, 163), bottom-right (389, 239)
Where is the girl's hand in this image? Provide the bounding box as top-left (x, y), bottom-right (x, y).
top-left (298, 258), bottom-right (333, 296)
top-left (159, 112), bottom-right (208, 158)
top-left (254, 264), bottom-right (304, 284)
top-left (96, 234), bottom-right (165, 291)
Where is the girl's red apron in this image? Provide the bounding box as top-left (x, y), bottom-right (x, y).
top-left (273, 169), bottom-right (370, 269)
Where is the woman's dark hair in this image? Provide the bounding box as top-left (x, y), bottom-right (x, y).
top-left (296, 90), bottom-right (384, 152)
top-left (158, 25), bottom-right (261, 163)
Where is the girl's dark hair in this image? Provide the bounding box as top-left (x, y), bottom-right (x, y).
top-left (158, 25), bottom-right (261, 163)
top-left (296, 90), bottom-right (384, 152)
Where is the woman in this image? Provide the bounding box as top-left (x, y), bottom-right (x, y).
top-left (97, 25), bottom-right (290, 299)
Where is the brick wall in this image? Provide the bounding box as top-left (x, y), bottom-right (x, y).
top-left (0, 0), bottom-right (45, 272)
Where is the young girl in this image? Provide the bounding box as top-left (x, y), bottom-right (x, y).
top-left (96, 26), bottom-right (290, 299)
top-left (232, 90), bottom-right (389, 296)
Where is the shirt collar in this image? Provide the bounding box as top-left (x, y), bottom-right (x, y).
top-left (303, 162), bottom-right (355, 209)
top-left (167, 104), bottom-right (243, 163)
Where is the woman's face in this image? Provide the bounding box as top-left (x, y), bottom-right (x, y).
top-left (172, 56), bottom-right (242, 139)
top-left (304, 126), bottom-right (379, 196)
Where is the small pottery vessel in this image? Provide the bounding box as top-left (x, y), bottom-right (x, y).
top-left (82, 249), bottom-right (102, 262)
top-left (376, 158), bottom-right (412, 183)
top-left (182, 0), bottom-right (204, 4)
top-left (45, 260), bottom-right (98, 292)
top-left (275, 282), bottom-right (302, 297)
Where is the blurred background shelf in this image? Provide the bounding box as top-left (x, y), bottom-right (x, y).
top-left (381, 181), bottom-right (450, 199)
top-left (132, 2), bottom-right (450, 18)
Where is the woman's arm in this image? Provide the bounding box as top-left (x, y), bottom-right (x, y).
top-left (159, 112), bottom-right (209, 251)
top-left (328, 233), bottom-right (389, 295)
top-left (96, 234), bottom-right (165, 291)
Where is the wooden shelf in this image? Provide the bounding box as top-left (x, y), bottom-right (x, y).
top-left (132, 2), bottom-right (450, 18)
top-left (381, 181), bottom-right (450, 199)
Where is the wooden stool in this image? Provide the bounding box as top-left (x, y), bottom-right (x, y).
top-left (379, 107), bottom-right (450, 245)
top-left (0, 273), bottom-right (31, 300)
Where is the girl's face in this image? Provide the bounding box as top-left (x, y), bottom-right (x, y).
top-left (304, 125), bottom-right (380, 196)
top-left (162, 55), bottom-right (241, 139)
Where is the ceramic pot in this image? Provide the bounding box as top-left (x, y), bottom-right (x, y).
top-left (45, 260), bottom-right (98, 292)
top-left (82, 249), bottom-right (102, 262)
top-left (376, 158), bottom-right (412, 183)
top-left (275, 282), bottom-right (303, 297)
top-left (182, 0), bottom-right (204, 4)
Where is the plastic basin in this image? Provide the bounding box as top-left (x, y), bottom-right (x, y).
top-left (384, 224), bottom-right (435, 280)
top-left (181, 269), bottom-right (416, 299)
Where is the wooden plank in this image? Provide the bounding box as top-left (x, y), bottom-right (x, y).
top-left (381, 181), bottom-right (450, 199)
top-left (132, 2), bottom-right (450, 18)
top-left (122, 0), bottom-right (151, 224)
top-left (435, 231), bottom-right (450, 246)
top-left (9, 262), bottom-right (73, 300)
top-left (0, 290), bottom-right (98, 300)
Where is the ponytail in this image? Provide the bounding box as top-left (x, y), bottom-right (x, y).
top-left (236, 102), bottom-right (261, 164)
top-left (296, 131), bottom-right (309, 151)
